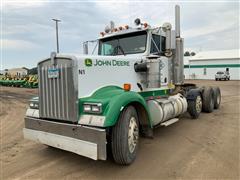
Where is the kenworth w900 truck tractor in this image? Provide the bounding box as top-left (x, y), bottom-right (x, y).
top-left (23, 5), bottom-right (221, 165)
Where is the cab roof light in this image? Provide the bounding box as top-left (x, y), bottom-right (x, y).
top-left (119, 26), bottom-right (123, 31)
top-left (123, 83), bottom-right (131, 91)
top-left (100, 32), bottom-right (105, 36)
top-left (125, 25), bottom-right (129, 29)
top-left (143, 23), bottom-right (148, 28)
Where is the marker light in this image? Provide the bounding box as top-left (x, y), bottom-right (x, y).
top-left (143, 23), bottom-right (148, 28)
top-left (123, 83), bottom-right (131, 91)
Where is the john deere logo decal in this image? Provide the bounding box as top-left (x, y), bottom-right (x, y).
top-left (85, 58), bottom-right (92, 67)
top-left (84, 58), bottom-right (130, 67)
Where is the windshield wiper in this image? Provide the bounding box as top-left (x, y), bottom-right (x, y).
top-left (118, 45), bottom-right (125, 56)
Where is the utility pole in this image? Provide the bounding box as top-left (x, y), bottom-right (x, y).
top-left (52, 18), bottom-right (61, 53)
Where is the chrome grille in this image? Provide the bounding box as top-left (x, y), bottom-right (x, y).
top-left (38, 58), bottom-right (78, 122)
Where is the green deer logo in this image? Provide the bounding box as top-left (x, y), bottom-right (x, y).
top-left (85, 58), bottom-right (93, 67)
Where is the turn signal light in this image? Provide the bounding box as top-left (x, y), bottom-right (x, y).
top-left (123, 83), bottom-right (131, 91)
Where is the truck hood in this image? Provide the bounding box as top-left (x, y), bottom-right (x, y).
top-left (58, 54), bottom-right (145, 98)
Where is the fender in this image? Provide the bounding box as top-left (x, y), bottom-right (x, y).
top-left (79, 86), bottom-right (152, 127)
top-left (186, 88), bottom-right (201, 101)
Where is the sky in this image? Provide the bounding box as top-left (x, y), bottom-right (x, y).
top-left (1, 0), bottom-right (239, 69)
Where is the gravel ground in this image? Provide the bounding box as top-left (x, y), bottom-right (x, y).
top-left (0, 80), bottom-right (239, 180)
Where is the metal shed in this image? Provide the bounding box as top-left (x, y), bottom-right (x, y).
top-left (184, 49), bottom-right (240, 80)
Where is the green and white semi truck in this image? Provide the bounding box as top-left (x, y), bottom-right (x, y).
top-left (23, 5), bottom-right (221, 165)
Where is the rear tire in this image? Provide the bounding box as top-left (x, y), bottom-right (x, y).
top-left (188, 95), bottom-right (202, 119)
top-left (111, 106), bottom-right (139, 165)
top-left (212, 87), bottom-right (221, 109)
top-left (202, 87), bottom-right (214, 113)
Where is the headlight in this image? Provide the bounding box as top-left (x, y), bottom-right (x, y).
top-left (83, 103), bottom-right (102, 114)
top-left (91, 105), bottom-right (101, 112)
top-left (83, 104), bottom-right (91, 112)
top-left (30, 101), bottom-right (39, 109)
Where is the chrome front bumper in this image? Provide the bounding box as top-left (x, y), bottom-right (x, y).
top-left (23, 117), bottom-right (107, 160)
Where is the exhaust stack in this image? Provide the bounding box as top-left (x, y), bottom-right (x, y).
top-left (175, 5), bottom-right (180, 38)
top-left (173, 5), bottom-right (184, 85)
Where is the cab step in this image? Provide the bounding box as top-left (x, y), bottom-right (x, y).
top-left (161, 118), bottom-right (179, 126)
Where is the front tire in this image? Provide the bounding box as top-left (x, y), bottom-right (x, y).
top-left (111, 106), bottom-right (139, 165)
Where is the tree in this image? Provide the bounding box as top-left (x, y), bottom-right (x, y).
top-left (28, 67), bottom-right (38, 75)
top-left (190, 52), bottom-right (196, 56)
top-left (184, 51), bottom-right (190, 56)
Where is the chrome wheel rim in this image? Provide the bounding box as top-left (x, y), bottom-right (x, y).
top-left (128, 117), bottom-right (139, 153)
top-left (196, 96), bottom-right (202, 113)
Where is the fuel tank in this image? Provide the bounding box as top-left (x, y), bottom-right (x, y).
top-left (147, 93), bottom-right (187, 126)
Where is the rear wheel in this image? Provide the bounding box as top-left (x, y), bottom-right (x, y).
top-left (212, 87), bottom-right (221, 109)
top-left (111, 106), bottom-right (139, 165)
top-left (202, 87), bottom-right (214, 113)
top-left (188, 95), bottom-right (202, 119)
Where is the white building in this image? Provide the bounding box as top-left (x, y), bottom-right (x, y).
top-left (5, 67), bottom-right (29, 77)
top-left (184, 49), bottom-right (240, 80)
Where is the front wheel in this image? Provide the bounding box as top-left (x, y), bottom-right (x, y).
top-left (111, 106), bottom-right (139, 165)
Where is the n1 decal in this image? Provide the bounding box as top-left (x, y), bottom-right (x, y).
top-left (79, 69), bottom-right (85, 75)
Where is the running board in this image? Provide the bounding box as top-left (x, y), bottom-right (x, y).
top-left (161, 118), bottom-right (179, 126)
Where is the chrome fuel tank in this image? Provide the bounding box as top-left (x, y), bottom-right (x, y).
top-left (147, 93), bottom-right (187, 126)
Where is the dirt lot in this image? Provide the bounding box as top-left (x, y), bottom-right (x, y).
top-left (0, 80), bottom-right (239, 180)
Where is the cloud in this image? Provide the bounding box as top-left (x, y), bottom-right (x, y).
top-left (2, 39), bottom-right (40, 50)
top-left (183, 20), bottom-right (238, 39)
top-left (1, 1), bottom-right (239, 69)
top-left (2, 0), bottom-right (48, 9)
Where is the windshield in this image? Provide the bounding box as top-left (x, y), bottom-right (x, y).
top-left (98, 31), bottom-right (147, 56)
